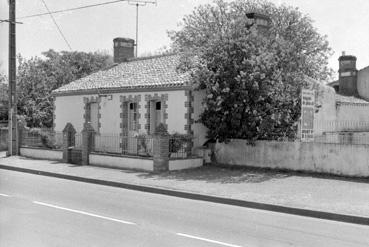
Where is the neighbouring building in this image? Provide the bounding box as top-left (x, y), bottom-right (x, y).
top-left (52, 38), bottom-right (208, 154)
top-left (313, 52), bottom-right (369, 143)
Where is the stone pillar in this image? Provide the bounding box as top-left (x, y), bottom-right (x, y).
top-left (62, 123), bottom-right (76, 163)
top-left (82, 122), bottom-right (95, 166)
top-left (153, 123), bottom-right (169, 172)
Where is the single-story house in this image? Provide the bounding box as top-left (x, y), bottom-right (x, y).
top-left (52, 38), bottom-right (208, 154)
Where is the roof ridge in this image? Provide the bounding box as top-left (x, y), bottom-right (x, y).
top-left (125, 52), bottom-right (177, 63)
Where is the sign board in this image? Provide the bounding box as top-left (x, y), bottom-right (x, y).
top-left (301, 89), bottom-right (315, 142)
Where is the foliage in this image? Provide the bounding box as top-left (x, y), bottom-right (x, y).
top-left (0, 68), bottom-right (8, 121)
top-left (137, 133), bottom-right (149, 155)
top-left (17, 49), bottom-right (113, 128)
top-left (170, 0), bottom-right (333, 142)
top-left (169, 133), bottom-right (192, 153)
top-left (0, 83), bottom-right (8, 121)
top-left (26, 128), bottom-right (59, 149)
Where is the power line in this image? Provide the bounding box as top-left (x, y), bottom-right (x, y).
top-left (17, 0), bottom-right (156, 20)
top-left (39, 0), bottom-right (72, 51)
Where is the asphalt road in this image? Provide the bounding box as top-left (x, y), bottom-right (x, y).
top-left (0, 169), bottom-right (368, 247)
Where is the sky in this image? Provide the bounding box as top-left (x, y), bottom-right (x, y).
top-left (0, 0), bottom-right (369, 81)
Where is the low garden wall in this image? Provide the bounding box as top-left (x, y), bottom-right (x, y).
top-left (89, 153), bottom-right (203, 172)
top-left (89, 153), bottom-right (154, 171)
top-left (20, 147), bottom-right (63, 161)
top-left (215, 139), bottom-right (369, 177)
top-left (169, 158), bottom-right (203, 171)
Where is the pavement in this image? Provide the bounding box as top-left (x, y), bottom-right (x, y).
top-left (0, 152), bottom-right (369, 226)
top-left (1, 169), bottom-right (369, 247)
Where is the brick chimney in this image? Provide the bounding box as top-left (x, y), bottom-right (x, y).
top-left (113, 37), bottom-right (135, 63)
top-left (338, 51), bottom-right (358, 96)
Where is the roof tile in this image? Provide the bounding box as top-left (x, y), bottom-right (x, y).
top-left (53, 54), bottom-right (190, 94)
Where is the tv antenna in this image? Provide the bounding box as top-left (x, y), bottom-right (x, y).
top-left (128, 0), bottom-right (157, 57)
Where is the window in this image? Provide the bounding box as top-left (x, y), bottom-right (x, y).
top-left (149, 101), bottom-right (163, 134)
top-left (86, 102), bottom-right (98, 132)
top-left (129, 102), bottom-right (138, 131)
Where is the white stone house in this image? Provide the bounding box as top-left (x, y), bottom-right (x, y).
top-left (52, 38), bottom-right (208, 154)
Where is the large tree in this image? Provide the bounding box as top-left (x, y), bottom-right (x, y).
top-left (0, 65), bottom-right (8, 121)
top-left (17, 50), bottom-right (113, 128)
top-left (170, 0), bottom-right (333, 142)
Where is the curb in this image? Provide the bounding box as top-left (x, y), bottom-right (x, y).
top-left (0, 164), bottom-right (368, 226)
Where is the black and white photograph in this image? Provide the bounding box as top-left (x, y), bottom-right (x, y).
top-left (0, 0), bottom-right (369, 246)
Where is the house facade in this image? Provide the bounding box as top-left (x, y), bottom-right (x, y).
top-left (52, 38), bottom-right (208, 154)
top-left (312, 52), bottom-right (369, 143)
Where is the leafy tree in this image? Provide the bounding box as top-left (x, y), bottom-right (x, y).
top-left (17, 50), bottom-right (113, 128)
top-left (0, 66), bottom-right (8, 121)
top-left (170, 0), bottom-right (333, 142)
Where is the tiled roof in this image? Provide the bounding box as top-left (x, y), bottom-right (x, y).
top-left (53, 54), bottom-right (191, 95)
top-left (336, 94), bottom-right (369, 105)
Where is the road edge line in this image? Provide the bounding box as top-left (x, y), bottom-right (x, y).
top-left (0, 164), bottom-right (368, 226)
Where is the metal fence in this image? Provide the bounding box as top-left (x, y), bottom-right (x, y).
top-left (21, 129), bottom-right (63, 149)
top-left (169, 137), bottom-right (193, 159)
top-left (314, 120), bottom-right (369, 133)
top-left (314, 132), bottom-right (369, 145)
top-left (0, 127), bottom-right (8, 151)
top-left (312, 120), bottom-right (369, 145)
top-left (93, 134), bottom-right (154, 157)
top-left (92, 133), bottom-right (194, 159)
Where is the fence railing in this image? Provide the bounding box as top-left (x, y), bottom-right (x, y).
top-left (92, 133), bottom-right (194, 159)
top-left (18, 127), bottom-right (195, 159)
top-left (314, 132), bottom-right (369, 145)
top-left (0, 127), bottom-right (8, 151)
top-left (93, 134), bottom-right (154, 157)
top-left (314, 120), bottom-right (369, 133)
top-left (169, 136), bottom-right (192, 159)
top-left (20, 129), bottom-right (63, 149)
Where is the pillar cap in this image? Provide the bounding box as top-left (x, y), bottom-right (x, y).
top-left (63, 122), bottom-right (76, 134)
top-left (82, 122), bottom-right (96, 133)
top-left (154, 123), bottom-right (169, 136)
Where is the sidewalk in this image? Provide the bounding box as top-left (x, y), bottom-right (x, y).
top-left (1, 153), bottom-right (369, 223)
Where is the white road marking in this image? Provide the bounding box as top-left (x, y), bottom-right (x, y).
top-left (33, 201), bottom-right (136, 225)
top-left (176, 233), bottom-right (244, 247)
top-left (0, 193), bottom-right (10, 197)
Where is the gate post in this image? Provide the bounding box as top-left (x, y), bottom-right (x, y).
top-left (82, 122), bottom-right (95, 166)
top-left (62, 123), bottom-right (76, 163)
top-left (153, 123), bottom-right (169, 172)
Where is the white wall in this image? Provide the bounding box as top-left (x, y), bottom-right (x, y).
top-left (215, 139), bottom-right (369, 177)
top-left (55, 95), bottom-right (92, 132)
top-left (20, 148), bottom-right (63, 161)
top-left (169, 158), bottom-right (203, 171)
top-left (358, 66), bottom-right (369, 101)
top-left (313, 84), bottom-right (337, 134)
top-left (90, 153), bottom-right (154, 171)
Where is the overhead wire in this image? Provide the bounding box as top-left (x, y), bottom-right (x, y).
top-left (39, 0), bottom-right (73, 50)
top-left (17, 0), bottom-right (156, 20)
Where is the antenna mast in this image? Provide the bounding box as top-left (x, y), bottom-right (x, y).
top-left (128, 0), bottom-right (156, 57)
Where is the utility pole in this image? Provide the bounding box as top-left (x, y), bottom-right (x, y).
top-left (8, 0), bottom-right (17, 156)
